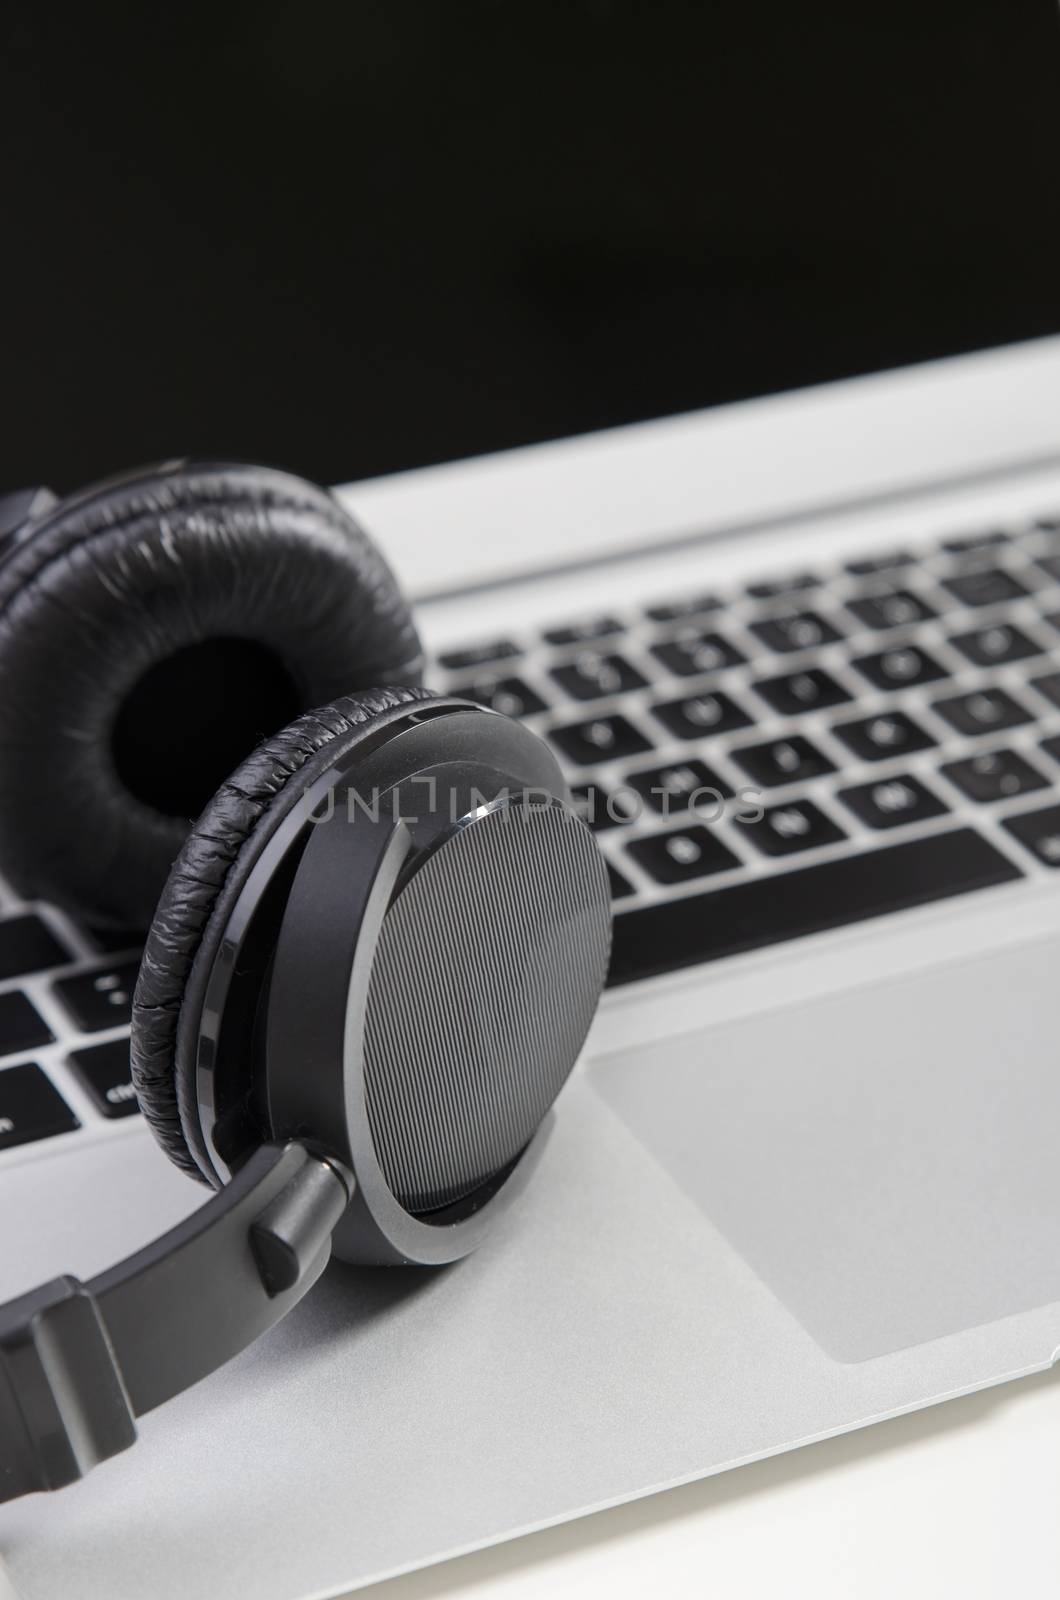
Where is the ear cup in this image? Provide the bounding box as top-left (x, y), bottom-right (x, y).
top-left (132, 683), bottom-right (440, 1180)
top-left (0, 463), bottom-right (423, 928)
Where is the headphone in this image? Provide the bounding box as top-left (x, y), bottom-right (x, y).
top-left (0, 462), bottom-right (611, 1503)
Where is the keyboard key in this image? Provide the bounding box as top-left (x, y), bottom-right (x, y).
top-left (1035, 553), bottom-right (1060, 585)
top-left (753, 666), bottom-right (852, 716)
top-left (1003, 805), bottom-right (1060, 868)
top-left (0, 992), bottom-right (53, 1057)
top-left (626, 758), bottom-right (732, 816)
top-left (831, 711), bottom-right (936, 763)
top-left (438, 638), bottom-right (521, 672)
top-left (67, 1039), bottom-right (139, 1118)
top-left (741, 799), bottom-right (846, 858)
top-left (850, 644), bottom-right (949, 692)
top-left (931, 687), bottom-right (1033, 738)
top-left (1041, 735), bottom-right (1060, 768)
top-left (543, 615), bottom-right (624, 647)
top-left (838, 774), bottom-right (948, 830)
top-left (570, 783), bottom-right (637, 832)
top-left (942, 530), bottom-right (1009, 554)
top-left (846, 589), bottom-right (936, 631)
top-left (948, 622), bottom-right (1044, 668)
top-left (52, 960), bottom-right (140, 1033)
top-left (551, 714), bottom-right (652, 766)
top-left (0, 916), bottom-right (69, 982)
top-left (942, 568), bottom-right (1029, 608)
top-left (608, 862), bottom-right (635, 901)
top-left (1029, 671), bottom-right (1060, 711)
top-left (651, 631), bottom-right (746, 678)
top-left (609, 829), bottom-right (1021, 984)
top-left (730, 735), bottom-right (834, 788)
top-left (652, 691), bottom-right (753, 741)
top-left (82, 925), bottom-right (145, 957)
top-left (449, 675), bottom-right (547, 718)
top-left (745, 572), bottom-right (820, 601)
top-left (0, 1064), bottom-right (78, 1150)
top-left (626, 825), bottom-right (740, 885)
top-left (845, 550), bottom-right (915, 577)
top-left (645, 593), bottom-right (722, 623)
top-left (749, 610), bottom-right (844, 654)
top-left (942, 749), bottom-right (1048, 804)
top-left (550, 652), bottom-right (648, 702)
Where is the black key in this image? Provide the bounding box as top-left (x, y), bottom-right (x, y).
top-left (753, 666), bottom-right (852, 717)
top-left (931, 687), bottom-right (1033, 738)
top-left (942, 749), bottom-right (1048, 805)
top-left (948, 622), bottom-right (1043, 669)
top-left (942, 530), bottom-right (1009, 554)
top-left (651, 631), bottom-right (746, 678)
top-left (749, 610), bottom-right (843, 654)
top-left (82, 925), bottom-right (145, 957)
top-left (570, 783), bottom-right (637, 833)
top-left (652, 690), bottom-right (753, 741)
top-left (627, 825), bottom-right (740, 885)
top-left (437, 638), bottom-right (521, 672)
top-left (645, 593), bottom-right (721, 623)
top-left (1029, 671), bottom-right (1060, 711)
top-left (942, 568), bottom-right (1029, 608)
top-left (845, 550), bottom-right (915, 577)
top-left (550, 714), bottom-right (652, 767)
top-left (544, 615), bottom-right (624, 647)
top-left (831, 711), bottom-right (936, 763)
top-left (52, 960), bottom-right (140, 1033)
top-left (1035, 554), bottom-right (1060, 585)
top-left (730, 735), bottom-right (834, 788)
top-left (846, 589), bottom-right (936, 631)
top-left (449, 675), bottom-right (547, 718)
top-left (626, 758), bottom-right (732, 817)
top-left (0, 916), bottom-right (69, 982)
top-left (608, 829), bottom-right (1021, 986)
top-left (851, 644), bottom-right (949, 691)
top-left (0, 1064), bottom-right (77, 1150)
top-left (608, 862), bottom-right (635, 901)
top-left (0, 992), bottom-right (54, 1057)
top-left (67, 1039), bottom-right (139, 1118)
top-left (550, 652), bottom-right (647, 702)
top-left (838, 774), bottom-right (948, 830)
top-left (1003, 805), bottom-right (1060, 868)
top-left (741, 799), bottom-right (846, 858)
top-left (745, 572), bottom-right (820, 601)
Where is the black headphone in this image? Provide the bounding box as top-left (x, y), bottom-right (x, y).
top-left (0, 462), bottom-right (611, 1503)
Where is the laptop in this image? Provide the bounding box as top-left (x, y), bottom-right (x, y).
top-left (2, 334), bottom-right (1060, 1597)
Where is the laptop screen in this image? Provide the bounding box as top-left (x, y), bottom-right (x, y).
top-left (1, 2), bottom-right (1058, 490)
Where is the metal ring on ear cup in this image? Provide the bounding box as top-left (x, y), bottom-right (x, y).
top-left (144, 695), bottom-right (611, 1267)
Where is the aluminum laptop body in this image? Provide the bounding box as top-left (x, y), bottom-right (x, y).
top-left (2, 337), bottom-right (1060, 1598)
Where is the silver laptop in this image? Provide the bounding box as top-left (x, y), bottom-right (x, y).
top-left (2, 335), bottom-right (1060, 1596)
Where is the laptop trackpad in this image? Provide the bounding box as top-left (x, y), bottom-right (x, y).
top-left (591, 934), bottom-right (1060, 1362)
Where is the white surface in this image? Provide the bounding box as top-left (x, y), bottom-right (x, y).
top-left (366, 1364), bottom-right (1060, 1599)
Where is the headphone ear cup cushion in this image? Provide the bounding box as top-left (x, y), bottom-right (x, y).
top-left (132, 684), bottom-right (441, 1180)
top-left (0, 463), bottom-right (423, 929)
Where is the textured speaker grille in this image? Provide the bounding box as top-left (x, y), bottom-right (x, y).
top-left (362, 800), bottom-right (610, 1214)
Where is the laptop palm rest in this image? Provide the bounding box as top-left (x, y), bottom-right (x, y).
top-left (592, 932), bottom-right (1060, 1362)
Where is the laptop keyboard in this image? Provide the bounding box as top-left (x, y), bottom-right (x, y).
top-left (3, 511), bottom-right (1060, 1154)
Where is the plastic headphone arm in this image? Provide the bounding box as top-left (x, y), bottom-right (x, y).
top-left (0, 1140), bottom-right (350, 1503)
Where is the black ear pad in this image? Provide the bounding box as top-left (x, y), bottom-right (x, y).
top-left (0, 463), bottom-right (423, 929)
top-left (132, 683), bottom-right (441, 1180)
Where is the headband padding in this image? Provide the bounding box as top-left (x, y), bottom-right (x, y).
top-left (132, 684), bottom-right (440, 1179)
top-left (0, 463), bottom-right (423, 929)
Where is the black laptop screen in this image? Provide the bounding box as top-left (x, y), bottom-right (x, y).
top-left (1, 1), bottom-right (1058, 489)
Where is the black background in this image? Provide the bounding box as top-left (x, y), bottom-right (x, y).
top-left (1, 2), bottom-right (1058, 492)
